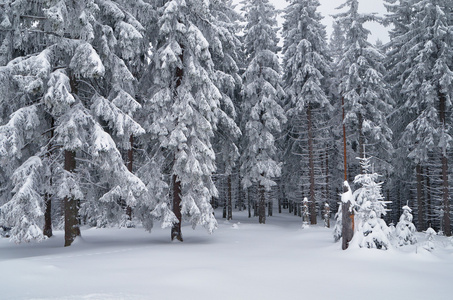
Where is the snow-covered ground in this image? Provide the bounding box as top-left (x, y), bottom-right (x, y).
top-left (1, 211), bottom-right (452, 300)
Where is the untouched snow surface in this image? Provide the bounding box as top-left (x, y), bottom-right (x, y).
top-left (1, 210), bottom-right (452, 300)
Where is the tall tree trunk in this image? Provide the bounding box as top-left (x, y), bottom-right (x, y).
top-left (64, 150), bottom-right (80, 247)
top-left (227, 175), bottom-right (232, 220)
top-left (307, 104), bottom-right (316, 224)
top-left (171, 174), bottom-right (183, 241)
top-left (171, 43), bottom-right (185, 241)
top-left (425, 167), bottom-right (433, 228)
top-left (439, 91), bottom-right (451, 236)
top-left (416, 164), bottom-right (425, 231)
top-left (358, 113), bottom-right (364, 161)
top-left (247, 187), bottom-right (251, 218)
top-left (43, 117), bottom-right (54, 238)
top-left (126, 134), bottom-right (133, 220)
top-left (258, 184), bottom-right (266, 224)
top-left (342, 96), bottom-right (347, 181)
top-left (325, 149), bottom-right (330, 207)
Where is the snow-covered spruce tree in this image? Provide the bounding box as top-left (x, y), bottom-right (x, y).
top-left (0, 0), bottom-right (150, 245)
top-left (334, 0), bottom-right (393, 175)
top-left (384, 0), bottom-right (425, 231)
top-left (143, 0), bottom-right (229, 241)
top-left (391, 0), bottom-right (453, 236)
top-left (209, 0), bottom-right (243, 221)
top-left (281, 0), bottom-right (332, 225)
top-left (395, 204), bottom-right (417, 246)
top-left (351, 156), bottom-right (391, 250)
top-left (240, 0), bottom-right (286, 224)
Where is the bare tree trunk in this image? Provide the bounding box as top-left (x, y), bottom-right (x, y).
top-left (44, 117), bottom-right (54, 238)
top-left (171, 174), bottom-right (183, 241)
top-left (439, 91), bottom-right (451, 236)
top-left (126, 134), bottom-right (133, 220)
top-left (307, 104), bottom-right (316, 224)
top-left (416, 164), bottom-right (425, 230)
top-left (258, 184), bottom-right (266, 224)
top-left (64, 150), bottom-right (80, 247)
top-left (342, 96), bottom-right (347, 181)
top-left (227, 175), bottom-right (232, 220)
top-left (425, 167), bottom-right (433, 228)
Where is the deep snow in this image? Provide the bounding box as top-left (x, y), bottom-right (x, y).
top-left (1, 210), bottom-right (452, 300)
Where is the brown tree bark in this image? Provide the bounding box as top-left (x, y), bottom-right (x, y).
top-left (43, 117), bottom-right (54, 238)
top-left (342, 96), bottom-right (347, 181)
top-left (171, 174), bottom-right (183, 242)
top-left (439, 91), bottom-right (451, 236)
top-left (171, 43), bottom-right (185, 241)
top-left (307, 104), bottom-right (316, 224)
top-left (64, 150), bottom-right (80, 247)
top-left (126, 134), bottom-right (133, 220)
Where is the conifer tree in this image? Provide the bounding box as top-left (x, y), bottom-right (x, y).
top-left (240, 0), bottom-right (286, 224)
top-left (395, 204), bottom-right (417, 246)
top-left (0, 0), bottom-right (150, 245)
top-left (281, 0), bottom-right (331, 224)
top-left (391, 0), bottom-right (453, 236)
top-left (143, 0), bottom-right (230, 241)
top-left (351, 156), bottom-right (391, 250)
top-left (334, 0), bottom-right (393, 174)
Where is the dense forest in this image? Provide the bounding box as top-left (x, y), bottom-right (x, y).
top-left (0, 0), bottom-right (451, 247)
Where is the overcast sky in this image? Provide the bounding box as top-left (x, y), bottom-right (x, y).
top-left (233, 0), bottom-right (390, 44)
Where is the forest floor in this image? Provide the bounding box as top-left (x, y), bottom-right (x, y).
top-left (1, 210), bottom-right (452, 300)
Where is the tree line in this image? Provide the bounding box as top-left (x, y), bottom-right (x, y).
top-left (0, 0), bottom-right (451, 246)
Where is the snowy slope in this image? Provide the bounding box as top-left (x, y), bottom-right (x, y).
top-left (1, 211), bottom-right (452, 300)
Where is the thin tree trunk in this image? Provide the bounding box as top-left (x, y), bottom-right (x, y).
top-left (425, 167), bottom-right (432, 228)
top-left (171, 174), bottom-right (183, 242)
top-left (44, 117), bottom-right (54, 238)
top-left (126, 134), bottom-right (133, 220)
top-left (439, 91), bottom-right (451, 236)
top-left (358, 113), bottom-right (364, 161)
top-left (247, 187), bottom-right (251, 218)
top-left (307, 104), bottom-right (316, 224)
top-left (416, 164), bottom-right (425, 231)
top-left (259, 184), bottom-right (266, 224)
top-left (342, 96), bottom-right (347, 181)
top-left (64, 150), bottom-right (80, 247)
top-left (227, 175), bottom-right (232, 220)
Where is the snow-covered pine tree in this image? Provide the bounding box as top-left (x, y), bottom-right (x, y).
top-left (351, 155), bottom-right (391, 250)
top-left (240, 0), bottom-right (286, 224)
top-left (391, 0), bottom-right (453, 236)
top-left (281, 0), bottom-right (332, 225)
top-left (395, 204), bottom-right (417, 246)
top-left (384, 0), bottom-right (425, 232)
top-left (209, 0), bottom-right (242, 221)
top-left (143, 0), bottom-right (230, 241)
top-left (0, 0), bottom-right (150, 245)
top-left (334, 0), bottom-right (393, 175)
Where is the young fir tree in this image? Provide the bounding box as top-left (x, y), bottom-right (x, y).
top-left (240, 0), bottom-right (286, 224)
top-left (392, 0), bottom-right (453, 236)
top-left (0, 0), bottom-right (150, 245)
top-left (334, 0), bottom-right (393, 174)
top-left (143, 0), bottom-right (231, 241)
top-left (351, 156), bottom-right (391, 250)
top-left (395, 204), bottom-right (417, 246)
top-left (281, 0), bottom-right (332, 224)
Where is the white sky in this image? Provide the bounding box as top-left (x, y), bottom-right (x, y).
top-left (233, 0), bottom-right (390, 44)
